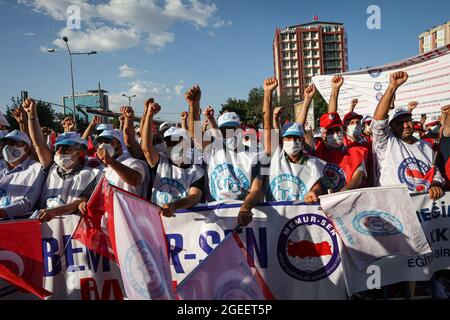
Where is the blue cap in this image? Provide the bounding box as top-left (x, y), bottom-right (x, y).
top-left (55, 132), bottom-right (88, 147)
top-left (0, 130), bottom-right (31, 146)
top-left (218, 112), bottom-right (241, 128)
top-left (96, 124), bottom-right (114, 132)
top-left (281, 122), bottom-right (304, 138)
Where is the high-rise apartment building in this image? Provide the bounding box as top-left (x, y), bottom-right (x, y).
top-left (273, 21), bottom-right (348, 101)
top-left (419, 21), bottom-right (450, 54)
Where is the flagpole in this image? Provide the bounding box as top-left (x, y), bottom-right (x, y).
top-left (54, 215), bottom-right (84, 269)
top-left (176, 224), bottom-right (242, 291)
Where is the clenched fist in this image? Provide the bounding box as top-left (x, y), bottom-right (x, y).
top-left (97, 147), bottom-right (114, 166)
top-left (203, 106), bottom-right (214, 119)
top-left (22, 98), bottom-right (37, 117)
top-left (146, 99), bottom-right (161, 118)
top-left (185, 85), bottom-right (201, 105)
top-left (390, 71), bottom-right (409, 88)
top-left (274, 107), bottom-right (283, 120)
top-left (351, 98), bottom-right (359, 108)
top-left (331, 75), bottom-right (344, 89)
top-left (304, 84), bottom-right (316, 100)
top-left (264, 77), bottom-right (278, 93)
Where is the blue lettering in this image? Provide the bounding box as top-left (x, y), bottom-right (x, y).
top-left (86, 248), bottom-right (111, 273)
top-left (420, 208), bottom-right (431, 222)
top-left (199, 231), bottom-right (221, 255)
top-left (166, 234), bottom-right (184, 273)
top-left (42, 238), bottom-right (61, 276)
top-left (245, 228), bottom-right (268, 268)
top-left (63, 235), bottom-right (85, 272)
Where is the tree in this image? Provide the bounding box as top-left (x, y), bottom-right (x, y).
top-left (313, 91), bottom-right (328, 127)
top-left (5, 97), bottom-right (57, 130)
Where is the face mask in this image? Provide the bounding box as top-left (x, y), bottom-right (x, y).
top-left (283, 140), bottom-right (302, 157)
top-left (2, 145), bottom-right (27, 164)
top-left (364, 126), bottom-right (372, 135)
top-left (98, 143), bottom-right (115, 158)
top-left (242, 139), bottom-right (251, 148)
top-left (155, 142), bottom-right (167, 154)
top-left (54, 154), bottom-right (77, 171)
top-left (326, 132), bottom-right (344, 149)
top-left (413, 132), bottom-right (421, 140)
top-left (347, 124), bottom-right (362, 139)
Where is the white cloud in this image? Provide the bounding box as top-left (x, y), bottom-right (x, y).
top-left (20, 0), bottom-right (225, 53)
top-left (174, 80), bottom-right (184, 95)
top-left (24, 32), bottom-right (37, 36)
top-left (39, 45), bottom-right (50, 53)
top-left (212, 19), bottom-right (232, 28)
top-left (118, 64), bottom-right (139, 78)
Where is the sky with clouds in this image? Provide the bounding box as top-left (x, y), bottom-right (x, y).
top-left (0, 0), bottom-right (449, 122)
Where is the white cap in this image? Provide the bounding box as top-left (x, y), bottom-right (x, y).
top-left (96, 124), bottom-right (114, 132)
top-left (0, 130), bottom-right (31, 146)
top-left (389, 108), bottom-right (412, 125)
top-left (163, 127), bottom-right (190, 142)
top-left (217, 112), bottom-right (240, 128)
top-left (55, 132), bottom-right (88, 147)
top-left (159, 122), bottom-right (174, 132)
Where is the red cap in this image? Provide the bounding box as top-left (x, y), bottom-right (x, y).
top-left (320, 112), bottom-right (343, 130)
top-left (343, 112), bottom-right (363, 125)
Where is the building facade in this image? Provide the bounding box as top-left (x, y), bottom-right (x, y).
top-left (273, 21), bottom-right (348, 102)
top-left (419, 21), bottom-right (450, 54)
top-left (62, 89), bottom-right (109, 123)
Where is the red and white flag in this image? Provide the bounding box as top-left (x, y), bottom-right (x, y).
top-left (73, 177), bottom-right (116, 261)
top-left (109, 189), bottom-right (175, 300)
top-left (0, 220), bottom-right (51, 299)
top-left (176, 231), bottom-right (274, 300)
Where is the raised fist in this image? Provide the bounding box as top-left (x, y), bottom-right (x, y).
top-left (274, 107), bottom-right (283, 120)
top-left (203, 106), bottom-right (214, 118)
top-left (441, 105), bottom-right (450, 115)
top-left (147, 100), bottom-right (161, 117)
top-left (390, 71), bottom-right (409, 88)
top-left (264, 77), bottom-right (278, 93)
top-left (123, 107), bottom-right (134, 120)
top-left (12, 107), bottom-right (27, 124)
top-left (181, 111), bottom-right (188, 120)
top-left (62, 116), bottom-right (75, 132)
top-left (22, 98), bottom-right (37, 116)
top-left (304, 84), bottom-right (316, 100)
top-left (351, 98), bottom-right (359, 108)
top-left (185, 85), bottom-right (201, 105)
top-left (97, 147), bottom-right (113, 166)
top-left (331, 75), bottom-right (344, 89)
top-left (407, 101), bottom-right (419, 113)
top-left (144, 98), bottom-right (154, 110)
top-left (91, 116), bottom-right (102, 126)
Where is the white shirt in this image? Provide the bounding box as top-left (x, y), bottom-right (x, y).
top-left (267, 148), bottom-right (325, 201)
top-left (102, 152), bottom-right (148, 198)
top-left (371, 118), bottom-right (444, 192)
top-left (205, 140), bottom-right (261, 201)
top-left (0, 157), bottom-right (46, 218)
top-left (151, 152), bottom-right (205, 207)
top-left (40, 163), bottom-right (100, 209)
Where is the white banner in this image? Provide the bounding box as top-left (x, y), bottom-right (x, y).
top-left (163, 202), bottom-right (347, 300)
top-left (319, 185), bottom-right (431, 270)
top-left (312, 45), bottom-right (450, 119)
top-left (341, 192), bottom-right (450, 295)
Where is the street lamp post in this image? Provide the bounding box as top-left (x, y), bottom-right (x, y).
top-left (48, 37), bottom-right (97, 123)
top-left (122, 94), bottom-right (136, 107)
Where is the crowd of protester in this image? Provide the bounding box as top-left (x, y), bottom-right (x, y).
top-left (1, 71), bottom-right (450, 298)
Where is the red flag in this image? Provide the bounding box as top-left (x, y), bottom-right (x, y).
top-left (87, 136), bottom-right (97, 157)
top-left (0, 220), bottom-right (51, 299)
top-left (72, 177), bottom-right (117, 261)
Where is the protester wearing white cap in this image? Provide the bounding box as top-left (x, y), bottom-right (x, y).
top-left (22, 98), bottom-right (100, 222)
top-left (0, 130), bottom-right (46, 219)
top-left (141, 99), bottom-right (204, 217)
top-left (94, 128), bottom-right (148, 198)
top-left (263, 78), bottom-right (325, 204)
top-left (371, 71), bottom-right (444, 199)
top-left (201, 106), bottom-right (263, 227)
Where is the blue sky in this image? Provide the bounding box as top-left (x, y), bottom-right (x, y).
top-left (0, 0), bottom-right (449, 122)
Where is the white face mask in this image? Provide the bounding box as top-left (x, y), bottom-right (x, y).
top-left (98, 143), bottom-right (115, 158)
top-left (413, 132), bottom-right (421, 140)
top-left (326, 131), bottom-right (344, 149)
top-left (347, 124), bottom-right (362, 139)
top-left (242, 139), bottom-right (251, 148)
top-left (2, 145), bottom-right (27, 164)
top-left (54, 154), bottom-right (77, 171)
top-left (283, 140), bottom-right (302, 157)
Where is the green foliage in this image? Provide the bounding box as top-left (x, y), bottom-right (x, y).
top-left (313, 91), bottom-right (328, 127)
top-left (5, 97), bottom-right (57, 130)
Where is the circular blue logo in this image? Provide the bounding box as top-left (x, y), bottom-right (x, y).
top-left (352, 211), bottom-right (403, 236)
top-left (45, 196), bottom-right (65, 209)
top-left (124, 240), bottom-right (169, 299)
top-left (153, 178), bottom-right (187, 206)
top-left (374, 82), bottom-right (382, 91)
top-left (270, 174), bottom-right (307, 201)
top-left (398, 157), bottom-right (431, 192)
top-left (277, 214), bottom-right (341, 282)
top-left (376, 92), bottom-right (384, 101)
top-left (213, 280), bottom-right (261, 300)
top-left (0, 188), bottom-right (10, 208)
top-left (321, 163), bottom-right (346, 192)
top-left (368, 69), bottom-right (382, 78)
top-left (210, 164), bottom-right (250, 200)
